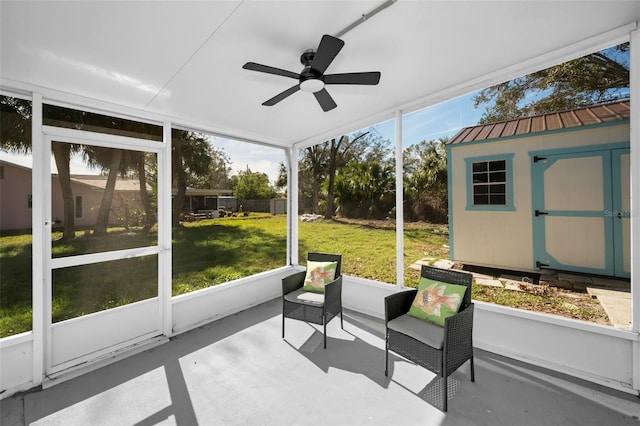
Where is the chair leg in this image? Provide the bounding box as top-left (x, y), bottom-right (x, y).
top-left (443, 374), bottom-right (448, 412)
top-left (384, 332), bottom-right (389, 376)
top-left (323, 320), bottom-right (327, 349)
top-left (282, 301), bottom-right (285, 339)
top-left (340, 309), bottom-right (344, 329)
top-left (470, 356), bottom-right (475, 382)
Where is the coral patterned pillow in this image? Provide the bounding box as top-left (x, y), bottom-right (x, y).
top-left (302, 261), bottom-right (338, 293)
top-left (408, 277), bottom-right (467, 326)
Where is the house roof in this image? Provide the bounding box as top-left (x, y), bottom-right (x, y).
top-left (69, 175), bottom-right (145, 192)
top-left (1, 2), bottom-right (638, 148)
top-left (1, 159), bottom-right (147, 192)
top-left (448, 100), bottom-right (631, 145)
top-left (183, 188), bottom-right (233, 197)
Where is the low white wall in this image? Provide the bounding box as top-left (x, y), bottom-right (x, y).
top-left (0, 332), bottom-right (34, 398)
top-left (171, 266), bottom-right (294, 334)
top-left (474, 301), bottom-right (638, 394)
top-left (343, 276), bottom-right (639, 395)
top-left (1, 274), bottom-right (638, 399)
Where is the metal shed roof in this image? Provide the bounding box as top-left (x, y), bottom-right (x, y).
top-left (448, 100), bottom-right (630, 145)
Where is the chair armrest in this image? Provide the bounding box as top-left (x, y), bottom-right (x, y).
top-left (324, 275), bottom-right (342, 303)
top-left (444, 302), bottom-right (474, 347)
top-left (282, 270), bottom-right (306, 295)
top-left (384, 289), bottom-right (417, 323)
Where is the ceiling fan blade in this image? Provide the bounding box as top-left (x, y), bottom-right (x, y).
top-left (262, 84), bottom-right (300, 106)
top-left (324, 72), bottom-right (381, 85)
top-left (243, 62), bottom-right (300, 80)
top-left (313, 88), bottom-right (337, 112)
top-left (310, 35), bottom-right (345, 75)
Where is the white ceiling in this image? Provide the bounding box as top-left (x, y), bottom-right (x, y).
top-left (1, 1), bottom-right (639, 148)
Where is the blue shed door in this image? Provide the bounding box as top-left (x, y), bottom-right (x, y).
top-left (532, 147), bottom-right (629, 278)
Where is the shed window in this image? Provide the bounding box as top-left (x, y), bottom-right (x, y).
top-left (465, 154), bottom-right (514, 211)
top-left (472, 160), bottom-right (507, 205)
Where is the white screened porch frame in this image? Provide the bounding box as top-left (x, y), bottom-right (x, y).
top-left (0, 22), bottom-right (638, 397)
top-left (39, 124), bottom-right (171, 376)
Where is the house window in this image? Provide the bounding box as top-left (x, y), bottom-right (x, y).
top-left (465, 154), bottom-right (514, 211)
top-left (75, 195), bottom-right (83, 218)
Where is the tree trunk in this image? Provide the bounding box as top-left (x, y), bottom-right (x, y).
top-left (172, 141), bottom-right (187, 227)
top-left (325, 134), bottom-right (366, 219)
top-left (94, 149), bottom-right (123, 235)
top-left (311, 176), bottom-right (320, 215)
top-left (137, 152), bottom-right (154, 230)
top-left (52, 142), bottom-right (75, 239)
top-left (325, 139), bottom-right (338, 219)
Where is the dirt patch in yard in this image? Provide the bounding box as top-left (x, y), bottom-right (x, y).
top-left (458, 263), bottom-right (613, 326)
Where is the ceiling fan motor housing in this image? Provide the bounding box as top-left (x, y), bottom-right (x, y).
top-left (299, 49), bottom-right (324, 93)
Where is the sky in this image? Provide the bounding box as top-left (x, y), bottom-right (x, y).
top-left (373, 92), bottom-right (484, 147)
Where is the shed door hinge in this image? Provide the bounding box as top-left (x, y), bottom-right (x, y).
top-left (535, 210), bottom-right (548, 216)
top-left (536, 261), bottom-right (550, 269)
top-left (533, 155), bottom-right (547, 163)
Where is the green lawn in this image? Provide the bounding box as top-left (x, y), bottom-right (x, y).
top-left (0, 214), bottom-right (448, 337)
top-left (0, 214), bottom-right (606, 338)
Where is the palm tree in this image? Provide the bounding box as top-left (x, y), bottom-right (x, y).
top-left (171, 130), bottom-right (219, 226)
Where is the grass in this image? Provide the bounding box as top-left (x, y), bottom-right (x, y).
top-left (0, 214), bottom-right (607, 337)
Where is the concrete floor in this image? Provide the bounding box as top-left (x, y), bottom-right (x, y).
top-left (2, 298), bottom-right (639, 426)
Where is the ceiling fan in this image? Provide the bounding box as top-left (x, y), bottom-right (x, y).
top-left (243, 34), bottom-right (381, 112)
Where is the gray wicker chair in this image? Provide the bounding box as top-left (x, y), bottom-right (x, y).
top-left (282, 252), bottom-right (343, 349)
top-left (385, 265), bottom-right (475, 411)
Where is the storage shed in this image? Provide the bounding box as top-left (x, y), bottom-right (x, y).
top-left (446, 101), bottom-right (630, 278)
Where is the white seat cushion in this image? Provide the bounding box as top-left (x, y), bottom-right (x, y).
top-left (284, 288), bottom-right (324, 306)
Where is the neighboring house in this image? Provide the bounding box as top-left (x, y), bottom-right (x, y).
top-left (0, 159), bottom-right (148, 231)
top-left (178, 188), bottom-right (234, 213)
top-left (446, 101), bottom-right (630, 278)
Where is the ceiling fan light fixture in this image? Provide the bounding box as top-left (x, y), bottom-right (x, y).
top-left (300, 78), bottom-right (325, 93)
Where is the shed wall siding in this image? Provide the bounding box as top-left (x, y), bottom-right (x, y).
top-left (450, 123), bottom-right (629, 271)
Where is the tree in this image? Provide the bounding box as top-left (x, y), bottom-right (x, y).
top-left (403, 139), bottom-right (448, 223)
top-left (0, 97), bottom-right (31, 152)
top-left (474, 43), bottom-right (629, 124)
top-left (233, 169), bottom-right (276, 200)
top-left (275, 162), bottom-right (287, 194)
top-left (324, 132), bottom-right (371, 219)
top-left (171, 130), bottom-right (219, 226)
top-left (45, 103), bottom-right (163, 238)
top-left (51, 142), bottom-right (78, 238)
top-left (298, 129), bottom-right (392, 218)
top-left (334, 161), bottom-right (395, 219)
top-left (300, 144), bottom-right (328, 215)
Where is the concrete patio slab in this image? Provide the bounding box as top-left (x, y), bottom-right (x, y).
top-left (2, 299), bottom-right (639, 426)
top-left (587, 287), bottom-right (632, 329)
top-left (432, 259), bottom-right (455, 269)
top-left (474, 278), bottom-right (503, 287)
